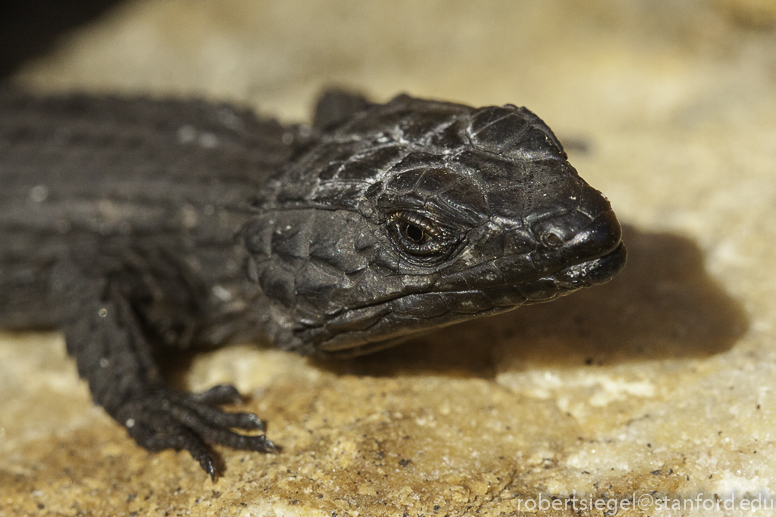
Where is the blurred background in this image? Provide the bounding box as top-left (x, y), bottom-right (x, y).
top-left (5, 1), bottom-right (776, 119)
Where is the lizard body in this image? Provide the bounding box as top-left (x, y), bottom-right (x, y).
top-left (0, 89), bottom-right (626, 478)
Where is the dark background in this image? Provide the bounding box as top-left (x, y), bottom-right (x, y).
top-left (0, 1), bottom-right (123, 78)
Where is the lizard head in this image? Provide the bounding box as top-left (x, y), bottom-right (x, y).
top-left (243, 95), bottom-right (626, 356)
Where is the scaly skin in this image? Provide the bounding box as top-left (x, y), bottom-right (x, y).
top-left (0, 89), bottom-right (626, 478)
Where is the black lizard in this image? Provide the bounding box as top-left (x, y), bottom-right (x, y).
top-left (0, 89), bottom-right (626, 479)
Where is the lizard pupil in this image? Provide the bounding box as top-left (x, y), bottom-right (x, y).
top-left (404, 223), bottom-right (425, 243)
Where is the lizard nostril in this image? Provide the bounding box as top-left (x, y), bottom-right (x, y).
top-left (540, 230), bottom-right (564, 248)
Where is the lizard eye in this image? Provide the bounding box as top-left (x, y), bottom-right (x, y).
top-left (404, 222), bottom-right (426, 244)
top-left (387, 211), bottom-right (458, 257)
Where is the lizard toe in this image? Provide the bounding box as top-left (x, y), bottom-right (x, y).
top-left (115, 388), bottom-right (273, 479)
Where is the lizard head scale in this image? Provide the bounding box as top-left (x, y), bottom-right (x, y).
top-left (243, 95), bottom-right (626, 356)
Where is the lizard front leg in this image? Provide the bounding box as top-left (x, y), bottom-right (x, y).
top-left (58, 264), bottom-right (276, 480)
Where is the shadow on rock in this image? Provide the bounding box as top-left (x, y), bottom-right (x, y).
top-left (317, 225), bottom-right (749, 378)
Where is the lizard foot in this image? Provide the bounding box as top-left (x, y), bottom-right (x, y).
top-left (115, 385), bottom-right (276, 480)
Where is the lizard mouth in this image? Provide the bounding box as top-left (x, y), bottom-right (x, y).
top-left (309, 241), bottom-right (626, 357)
top-left (552, 241), bottom-right (627, 288)
top-left (508, 241), bottom-right (627, 302)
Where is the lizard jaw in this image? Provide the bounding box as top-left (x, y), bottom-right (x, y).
top-left (306, 242), bottom-right (626, 356)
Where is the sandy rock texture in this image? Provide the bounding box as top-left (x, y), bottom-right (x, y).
top-left (1, 1), bottom-right (775, 515)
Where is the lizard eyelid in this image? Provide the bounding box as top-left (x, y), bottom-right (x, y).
top-left (387, 211), bottom-right (458, 257)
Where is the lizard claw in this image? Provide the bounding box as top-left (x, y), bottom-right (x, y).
top-left (190, 384), bottom-right (243, 405)
top-left (114, 385), bottom-right (274, 479)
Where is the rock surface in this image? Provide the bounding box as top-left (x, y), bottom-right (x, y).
top-left (2, 1), bottom-right (775, 515)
